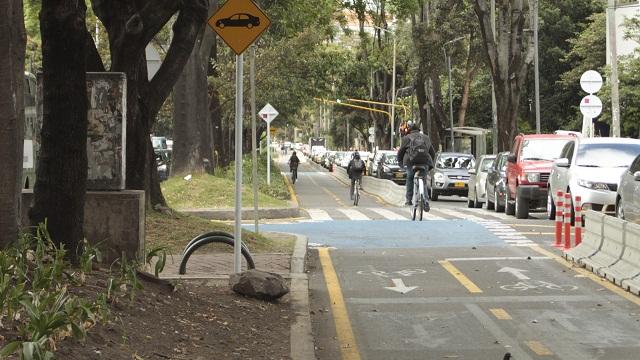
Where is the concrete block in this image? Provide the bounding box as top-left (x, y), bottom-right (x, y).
top-left (565, 211), bottom-right (605, 263)
top-left (581, 216), bottom-right (625, 274)
top-left (22, 189), bottom-right (145, 263)
top-left (620, 223), bottom-right (640, 290)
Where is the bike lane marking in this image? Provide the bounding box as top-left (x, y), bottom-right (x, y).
top-left (526, 341), bottom-right (554, 356)
top-left (489, 308), bottom-right (512, 320)
top-left (438, 260), bottom-right (483, 293)
top-left (530, 245), bottom-right (640, 307)
top-left (318, 247), bottom-right (361, 360)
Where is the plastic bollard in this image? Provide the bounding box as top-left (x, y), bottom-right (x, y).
top-left (564, 192), bottom-right (572, 251)
top-left (554, 191), bottom-right (564, 248)
top-left (575, 196), bottom-right (582, 246)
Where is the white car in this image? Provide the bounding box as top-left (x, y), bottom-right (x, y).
top-left (548, 137), bottom-right (640, 217)
top-left (467, 154), bottom-right (496, 208)
top-left (616, 154), bottom-right (640, 224)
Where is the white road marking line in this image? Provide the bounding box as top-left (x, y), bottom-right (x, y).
top-left (433, 208), bottom-right (469, 219)
top-left (421, 212), bottom-right (446, 220)
top-left (306, 209), bottom-right (332, 221)
top-left (445, 256), bottom-right (549, 261)
top-left (462, 208), bottom-right (514, 220)
top-left (369, 208), bottom-right (409, 221)
top-left (337, 208), bottom-right (370, 221)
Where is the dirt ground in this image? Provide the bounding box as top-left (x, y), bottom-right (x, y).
top-left (54, 270), bottom-right (293, 360)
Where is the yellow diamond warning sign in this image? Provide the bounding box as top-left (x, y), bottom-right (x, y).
top-left (208, 0), bottom-right (271, 55)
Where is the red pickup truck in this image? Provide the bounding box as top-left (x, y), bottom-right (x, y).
top-left (505, 134), bottom-right (574, 219)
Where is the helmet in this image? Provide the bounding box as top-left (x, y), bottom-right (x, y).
top-left (407, 120), bottom-right (419, 131)
top-left (353, 151), bottom-right (360, 159)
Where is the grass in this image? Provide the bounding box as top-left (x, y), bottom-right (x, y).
top-left (162, 153), bottom-right (291, 209)
top-left (145, 210), bottom-right (296, 255)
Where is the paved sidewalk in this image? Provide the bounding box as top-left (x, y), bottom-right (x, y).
top-left (160, 252), bottom-right (292, 278)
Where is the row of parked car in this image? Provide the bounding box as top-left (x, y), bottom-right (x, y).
top-left (310, 149), bottom-right (410, 184)
top-left (466, 133), bottom-right (640, 224)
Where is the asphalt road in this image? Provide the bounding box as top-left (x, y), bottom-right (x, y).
top-left (266, 155), bottom-right (640, 360)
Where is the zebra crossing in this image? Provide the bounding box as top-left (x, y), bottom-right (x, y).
top-left (298, 206), bottom-right (535, 247)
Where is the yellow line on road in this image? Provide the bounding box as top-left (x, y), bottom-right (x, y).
top-left (318, 248), bottom-right (361, 360)
top-left (438, 260), bottom-right (483, 293)
top-left (526, 340), bottom-right (554, 356)
top-left (322, 187), bottom-right (347, 207)
top-left (282, 173), bottom-right (299, 207)
top-left (529, 245), bottom-right (640, 307)
top-left (489, 308), bottom-right (512, 320)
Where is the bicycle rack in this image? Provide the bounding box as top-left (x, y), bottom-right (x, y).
top-left (179, 231), bottom-right (256, 275)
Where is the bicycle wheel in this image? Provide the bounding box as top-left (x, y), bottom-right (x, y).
top-left (353, 184), bottom-right (360, 206)
top-left (419, 194), bottom-right (424, 221)
top-left (292, 169), bottom-right (297, 184)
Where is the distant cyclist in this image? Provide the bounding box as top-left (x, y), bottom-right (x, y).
top-left (347, 151), bottom-right (366, 200)
top-left (397, 121), bottom-right (435, 208)
top-left (289, 151), bottom-right (300, 181)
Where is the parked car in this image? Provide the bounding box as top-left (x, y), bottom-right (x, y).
top-left (323, 151), bottom-right (336, 168)
top-left (377, 153), bottom-right (407, 184)
top-left (485, 151), bottom-right (510, 212)
top-left (549, 137), bottom-right (640, 218)
top-left (340, 152), bottom-right (353, 168)
top-left (505, 133), bottom-right (574, 219)
top-left (155, 150), bottom-right (171, 181)
top-left (370, 150), bottom-right (395, 177)
top-left (467, 154), bottom-right (496, 208)
top-left (427, 152), bottom-right (476, 201)
top-left (617, 154), bottom-right (640, 224)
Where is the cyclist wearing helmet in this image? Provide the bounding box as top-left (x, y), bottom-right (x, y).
top-left (347, 151), bottom-right (366, 199)
top-left (398, 121), bottom-right (435, 207)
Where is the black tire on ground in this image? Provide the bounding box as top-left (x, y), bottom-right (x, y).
top-left (515, 192), bottom-right (529, 219)
top-left (467, 197), bottom-right (474, 208)
top-left (430, 183), bottom-right (439, 201)
top-left (180, 236), bottom-right (255, 275)
top-left (547, 190), bottom-right (556, 220)
top-left (474, 193), bottom-right (482, 208)
top-left (486, 190), bottom-right (495, 210)
top-left (505, 189), bottom-right (515, 216)
top-left (495, 190), bottom-right (505, 212)
top-left (419, 195), bottom-right (424, 221)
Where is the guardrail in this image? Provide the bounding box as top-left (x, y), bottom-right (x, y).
top-left (565, 210), bottom-right (640, 295)
top-left (331, 166), bottom-right (405, 206)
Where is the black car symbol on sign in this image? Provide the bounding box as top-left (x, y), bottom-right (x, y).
top-left (216, 13), bottom-right (260, 28)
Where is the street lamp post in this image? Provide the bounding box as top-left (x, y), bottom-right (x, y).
top-left (443, 36), bottom-right (465, 152)
top-left (373, 26), bottom-right (396, 148)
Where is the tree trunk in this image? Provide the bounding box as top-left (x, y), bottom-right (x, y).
top-left (30, 1), bottom-right (88, 263)
top-left (458, 61), bottom-right (478, 127)
top-left (474, 0), bottom-right (533, 151)
top-left (0, 0), bottom-right (26, 246)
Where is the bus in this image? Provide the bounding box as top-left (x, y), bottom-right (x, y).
top-left (23, 72), bottom-right (39, 189)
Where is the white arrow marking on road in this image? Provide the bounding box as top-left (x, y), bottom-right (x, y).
top-left (384, 278), bottom-right (418, 294)
top-left (498, 267), bottom-right (531, 280)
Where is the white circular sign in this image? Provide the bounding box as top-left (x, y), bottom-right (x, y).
top-left (368, 127), bottom-right (375, 135)
top-left (580, 94), bottom-right (602, 118)
top-left (580, 70), bottom-right (603, 94)
top-left (368, 135), bottom-right (375, 143)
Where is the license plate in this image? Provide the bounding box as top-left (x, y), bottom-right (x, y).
top-left (395, 173), bottom-right (404, 178)
top-left (454, 182), bottom-right (465, 188)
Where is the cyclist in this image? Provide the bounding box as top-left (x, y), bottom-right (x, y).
top-left (397, 121), bottom-right (435, 208)
top-left (347, 151), bottom-right (366, 200)
top-left (289, 151), bottom-right (300, 180)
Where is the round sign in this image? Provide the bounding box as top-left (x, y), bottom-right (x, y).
top-left (580, 70), bottom-right (603, 94)
top-left (368, 134), bottom-right (375, 143)
top-left (580, 94), bottom-right (603, 118)
top-left (368, 127), bottom-right (375, 135)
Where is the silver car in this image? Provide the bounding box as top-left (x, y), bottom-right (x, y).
top-left (617, 154), bottom-right (640, 224)
top-left (428, 152), bottom-right (476, 201)
top-left (467, 154), bottom-right (496, 208)
top-left (549, 137), bottom-right (640, 217)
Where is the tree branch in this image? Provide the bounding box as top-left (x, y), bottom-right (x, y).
top-left (147, 0), bottom-right (207, 117)
top-left (474, 0), bottom-right (497, 76)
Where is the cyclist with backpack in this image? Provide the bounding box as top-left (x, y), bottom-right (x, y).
top-left (289, 151), bottom-right (300, 182)
top-left (397, 121), bottom-right (435, 207)
top-left (347, 151), bottom-right (366, 200)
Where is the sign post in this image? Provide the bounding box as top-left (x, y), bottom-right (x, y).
top-left (209, 0), bottom-right (271, 274)
top-left (579, 70), bottom-right (603, 138)
top-left (259, 103), bottom-right (279, 186)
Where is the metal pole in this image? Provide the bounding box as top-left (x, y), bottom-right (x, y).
top-left (533, 0), bottom-right (541, 134)
top-left (491, 0), bottom-right (498, 153)
top-left (234, 54), bottom-right (244, 274)
top-left (250, 46), bottom-right (258, 233)
top-left (267, 121), bottom-right (271, 186)
top-left (391, 35), bottom-right (397, 148)
top-left (447, 52), bottom-right (455, 152)
top-left (608, 0), bottom-right (621, 137)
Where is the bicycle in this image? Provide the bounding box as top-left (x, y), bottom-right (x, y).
top-left (290, 166), bottom-right (298, 184)
top-left (411, 166), bottom-right (428, 221)
top-left (352, 177), bottom-right (361, 206)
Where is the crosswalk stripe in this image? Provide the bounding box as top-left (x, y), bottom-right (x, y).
top-left (306, 209), bottom-right (332, 221)
top-left (433, 208), bottom-right (467, 219)
top-left (369, 208), bottom-right (408, 221)
top-left (422, 212), bottom-right (446, 220)
top-left (462, 208), bottom-right (513, 220)
top-left (337, 208), bottom-right (370, 221)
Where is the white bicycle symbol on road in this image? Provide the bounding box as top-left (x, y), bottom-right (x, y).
top-left (500, 280), bottom-right (578, 292)
top-left (357, 269), bottom-right (427, 278)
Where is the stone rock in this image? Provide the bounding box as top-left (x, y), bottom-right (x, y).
top-left (229, 269), bottom-right (289, 301)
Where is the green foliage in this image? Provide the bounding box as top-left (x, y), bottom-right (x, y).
top-left (145, 246), bottom-right (168, 278)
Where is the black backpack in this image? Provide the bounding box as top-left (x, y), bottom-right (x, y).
top-left (408, 135), bottom-right (430, 164)
top-left (352, 159), bottom-right (364, 171)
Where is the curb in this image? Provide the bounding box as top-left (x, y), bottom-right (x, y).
top-left (178, 207), bottom-right (300, 220)
top-left (289, 234), bottom-right (316, 360)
